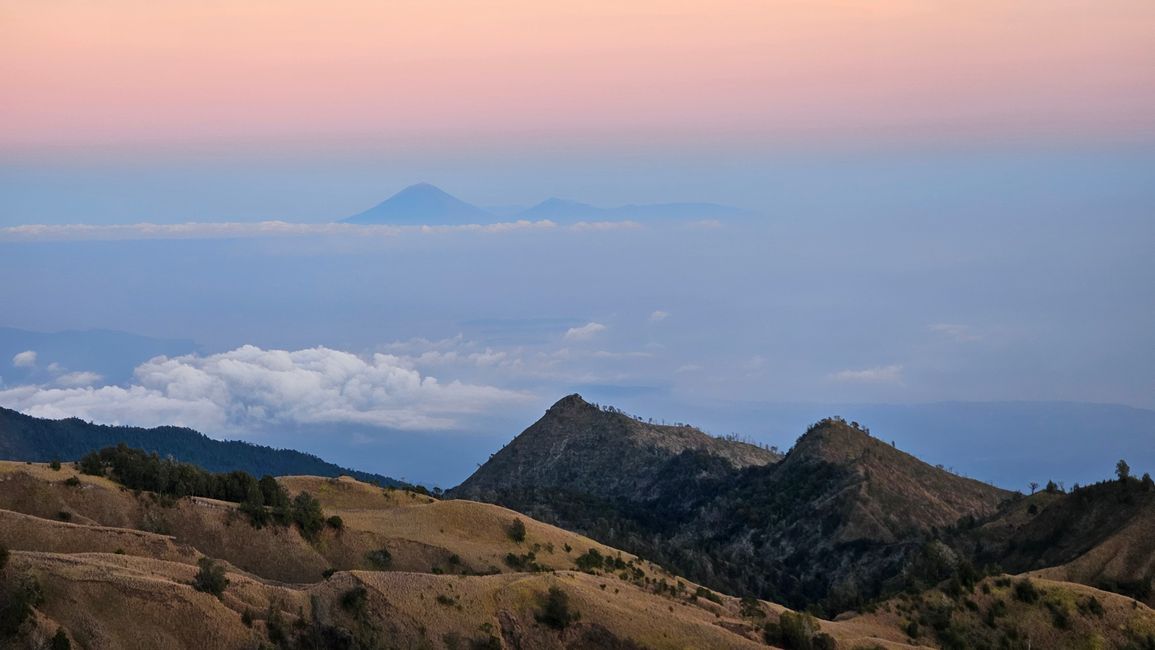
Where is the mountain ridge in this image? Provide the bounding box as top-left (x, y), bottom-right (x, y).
top-left (340, 184), bottom-right (748, 225)
top-left (451, 394), bottom-right (779, 505)
top-left (452, 396), bottom-right (1014, 613)
top-left (0, 406), bottom-right (406, 488)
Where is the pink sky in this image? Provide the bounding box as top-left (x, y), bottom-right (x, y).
top-left (2, 0), bottom-right (1153, 152)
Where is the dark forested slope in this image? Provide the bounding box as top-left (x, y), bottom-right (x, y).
top-left (0, 406), bottom-right (405, 487)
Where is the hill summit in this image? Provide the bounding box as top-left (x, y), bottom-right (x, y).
top-left (452, 398), bottom-right (1014, 613)
top-left (451, 393), bottom-right (779, 505)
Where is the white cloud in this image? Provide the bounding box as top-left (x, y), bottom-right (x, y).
top-left (0, 220), bottom-right (564, 242)
top-left (930, 323), bottom-right (980, 342)
top-left (0, 345), bottom-right (529, 432)
top-left (0, 219), bottom-right (648, 243)
top-left (12, 350), bottom-right (37, 367)
top-left (564, 322), bottom-right (607, 341)
top-left (829, 364), bottom-right (904, 384)
top-left (55, 371), bottom-right (103, 387)
top-left (649, 310), bottom-right (670, 322)
top-left (569, 220), bottom-right (642, 232)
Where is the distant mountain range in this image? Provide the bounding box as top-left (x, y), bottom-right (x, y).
top-left (0, 406), bottom-right (407, 488)
top-left (342, 183), bottom-right (747, 225)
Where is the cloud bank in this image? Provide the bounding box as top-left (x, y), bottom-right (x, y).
top-left (0, 220), bottom-right (642, 242)
top-left (0, 345), bottom-right (530, 433)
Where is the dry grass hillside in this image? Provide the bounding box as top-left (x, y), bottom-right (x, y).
top-left (960, 477), bottom-right (1155, 606)
top-left (856, 573), bottom-right (1155, 650)
top-left (0, 460), bottom-right (922, 650)
top-left (4, 458), bottom-right (1151, 649)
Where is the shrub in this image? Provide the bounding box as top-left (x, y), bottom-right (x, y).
top-left (1047, 600), bottom-right (1070, 629)
top-left (763, 611), bottom-right (825, 650)
top-left (239, 491), bottom-right (270, 528)
top-left (63, 476), bottom-right (82, 487)
top-left (507, 518), bottom-right (527, 543)
top-left (504, 552), bottom-right (544, 572)
top-left (51, 628), bottom-right (71, 650)
top-left (326, 515), bottom-right (344, 530)
top-left (340, 586), bottom-right (367, 614)
top-left (1079, 595), bottom-right (1105, 617)
top-left (241, 609), bottom-right (254, 627)
top-left (0, 544), bottom-right (8, 570)
top-left (1013, 578), bottom-right (1040, 604)
top-left (905, 620), bottom-right (920, 638)
top-left (574, 548), bottom-right (605, 572)
top-left (0, 574), bottom-right (43, 637)
top-left (435, 594), bottom-right (457, 606)
top-left (49, 460), bottom-right (62, 471)
top-left (193, 558), bottom-right (229, 598)
top-left (57, 511), bottom-right (72, 522)
top-left (740, 596), bottom-right (765, 618)
top-left (536, 587), bottom-right (578, 630)
top-left (365, 547), bottom-right (392, 569)
top-left (266, 606), bottom-right (287, 644)
top-left (78, 453), bottom-right (103, 476)
top-left (694, 586), bottom-right (723, 604)
top-left (291, 492), bottom-right (325, 541)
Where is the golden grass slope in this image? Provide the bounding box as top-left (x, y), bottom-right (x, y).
top-left (7, 460), bottom-right (1143, 649)
top-left (857, 574), bottom-right (1155, 650)
top-left (0, 461), bottom-right (925, 649)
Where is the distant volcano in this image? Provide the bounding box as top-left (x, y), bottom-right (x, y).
top-left (342, 183), bottom-right (748, 225)
top-left (342, 183), bottom-right (495, 225)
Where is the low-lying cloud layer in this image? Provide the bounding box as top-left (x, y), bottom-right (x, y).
top-left (0, 345), bottom-right (530, 433)
top-left (0, 220), bottom-right (641, 242)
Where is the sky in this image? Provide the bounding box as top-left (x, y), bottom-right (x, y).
top-left (1, 0), bottom-right (1154, 487)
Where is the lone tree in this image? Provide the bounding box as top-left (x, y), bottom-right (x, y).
top-left (536, 587), bottom-right (578, 630)
top-left (1117, 459), bottom-right (1131, 483)
top-left (291, 491), bottom-right (325, 541)
top-left (1028, 481), bottom-right (1039, 495)
top-left (193, 558), bottom-right (229, 598)
top-left (508, 518), bottom-right (527, 543)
